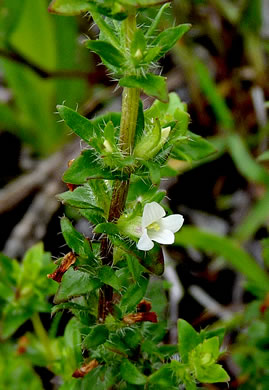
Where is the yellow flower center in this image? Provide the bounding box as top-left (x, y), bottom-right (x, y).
top-left (147, 222), bottom-right (160, 231)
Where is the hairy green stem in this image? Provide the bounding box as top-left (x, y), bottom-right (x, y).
top-left (98, 12), bottom-right (140, 322)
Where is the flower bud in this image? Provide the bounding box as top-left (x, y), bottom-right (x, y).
top-left (134, 122), bottom-right (171, 161)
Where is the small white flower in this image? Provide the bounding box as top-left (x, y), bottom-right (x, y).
top-left (137, 202), bottom-right (184, 251)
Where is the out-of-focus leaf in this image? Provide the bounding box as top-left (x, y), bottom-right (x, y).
top-left (228, 134), bottom-right (269, 186)
top-left (0, 343), bottom-right (44, 390)
top-left (175, 227), bottom-right (269, 289)
top-left (64, 317), bottom-right (83, 369)
top-left (0, 103), bottom-right (20, 131)
top-left (257, 150), bottom-right (269, 162)
top-left (120, 74), bottom-right (168, 103)
top-left (194, 58), bottom-right (235, 130)
top-left (234, 190), bottom-right (269, 241)
top-left (10, 0), bottom-right (56, 70)
top-left (48, 0), bottom-right (91, 15)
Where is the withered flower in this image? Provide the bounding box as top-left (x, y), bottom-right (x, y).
top-left (47, 252), bottom-right (76, 283)
top-left (72, 359), bottom-right (99, 378)
top-left (123, 312), bottom-right (158, 325)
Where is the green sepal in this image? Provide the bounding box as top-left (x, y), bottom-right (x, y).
top-left (54, 268), bottom-right (101, 304)
top-left (86, 40), bottom-right (125, 69)
top-left (48, 0), bottom-right (91, 15)
top-left (63, 149), bottom-right (128, 184)
top-left (120, 74), bottom-right (168, 103)
top-left (60, 217), bottom-right (93, 258)
top-left (151, 24), bottom-right (191, 61)
top-left (83, 324), bottom-right (109, 349)
top-left (120, 359), bottom-right (147, 385)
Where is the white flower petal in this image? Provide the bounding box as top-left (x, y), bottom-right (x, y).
top-left (148, 228), bottom-right (175, 245)
top-left (137, 230), bottom-right (154, 251)
top-left (142, 202), bottom-right (165, 229)
top-left (160, 214), bottom-right (184, 233)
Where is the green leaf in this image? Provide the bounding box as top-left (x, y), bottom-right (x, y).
top-left (120, 74), bottom-right (168, 103)
top-left (201, 328), bottom-right (226, 346)
top-left (63, 150), bottom-right (128, 184)
top-left (120, 275), bottom-right (149, 313)
top-left (86, 40), bottom-right (125, 68)
top-left (120, 359), bottom-right (147, 385)
top-left (172, 131), bottom-right (217, 161)
top-left (57, 186), bottom-right (104, 212)
top-left (228, 134), bottom-right (269, 186)
top-left (51, 302), bottom-right (92, 316)
top-left (10, 0), bottom-right (56, 70)
top-left (54, 267), bottom-right (101, 303)
top-left (175, 226), bottom-right (269, 289)
top-left (152, 24), bottom-right (191, 61)
top-left (109, 235), bottom-right (164, 275)
top-left (127, 255), bottom-right (143, 281)
top-left (64, 317), bottom-right (83, 367)
top-left (145, 3), bottom-right (171, 38)
top-left (60, 217), bottom-right (93, 258)
top-left (149, 365), bottom-right (176, 387)
top-left (257, 150), bottom-right (269, 162)
top-left (83, 324), bottom-right (109, 349)
top-left (20, 242), bottom-right (44, 284)
top-left (98, 265), bottom-right (121, 290)
top-left (234, 189), bottom-right (269, 241)
top-left (193, 58), bottom-right (234, 130)
top-left (195, 363), bottom-right (230, 383)
top-left (57, 105), bottom-right (95, 143)
top-left (130, 30), bottom-right (146, 66)
top-left (1, 302), bottom-right (35, 339)
top-left (94, 222), bottom-right (119, 236)
top-left (48, 0), bottom-right (91, 15)
top-left (177, 319), bottom-right (201, 363)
